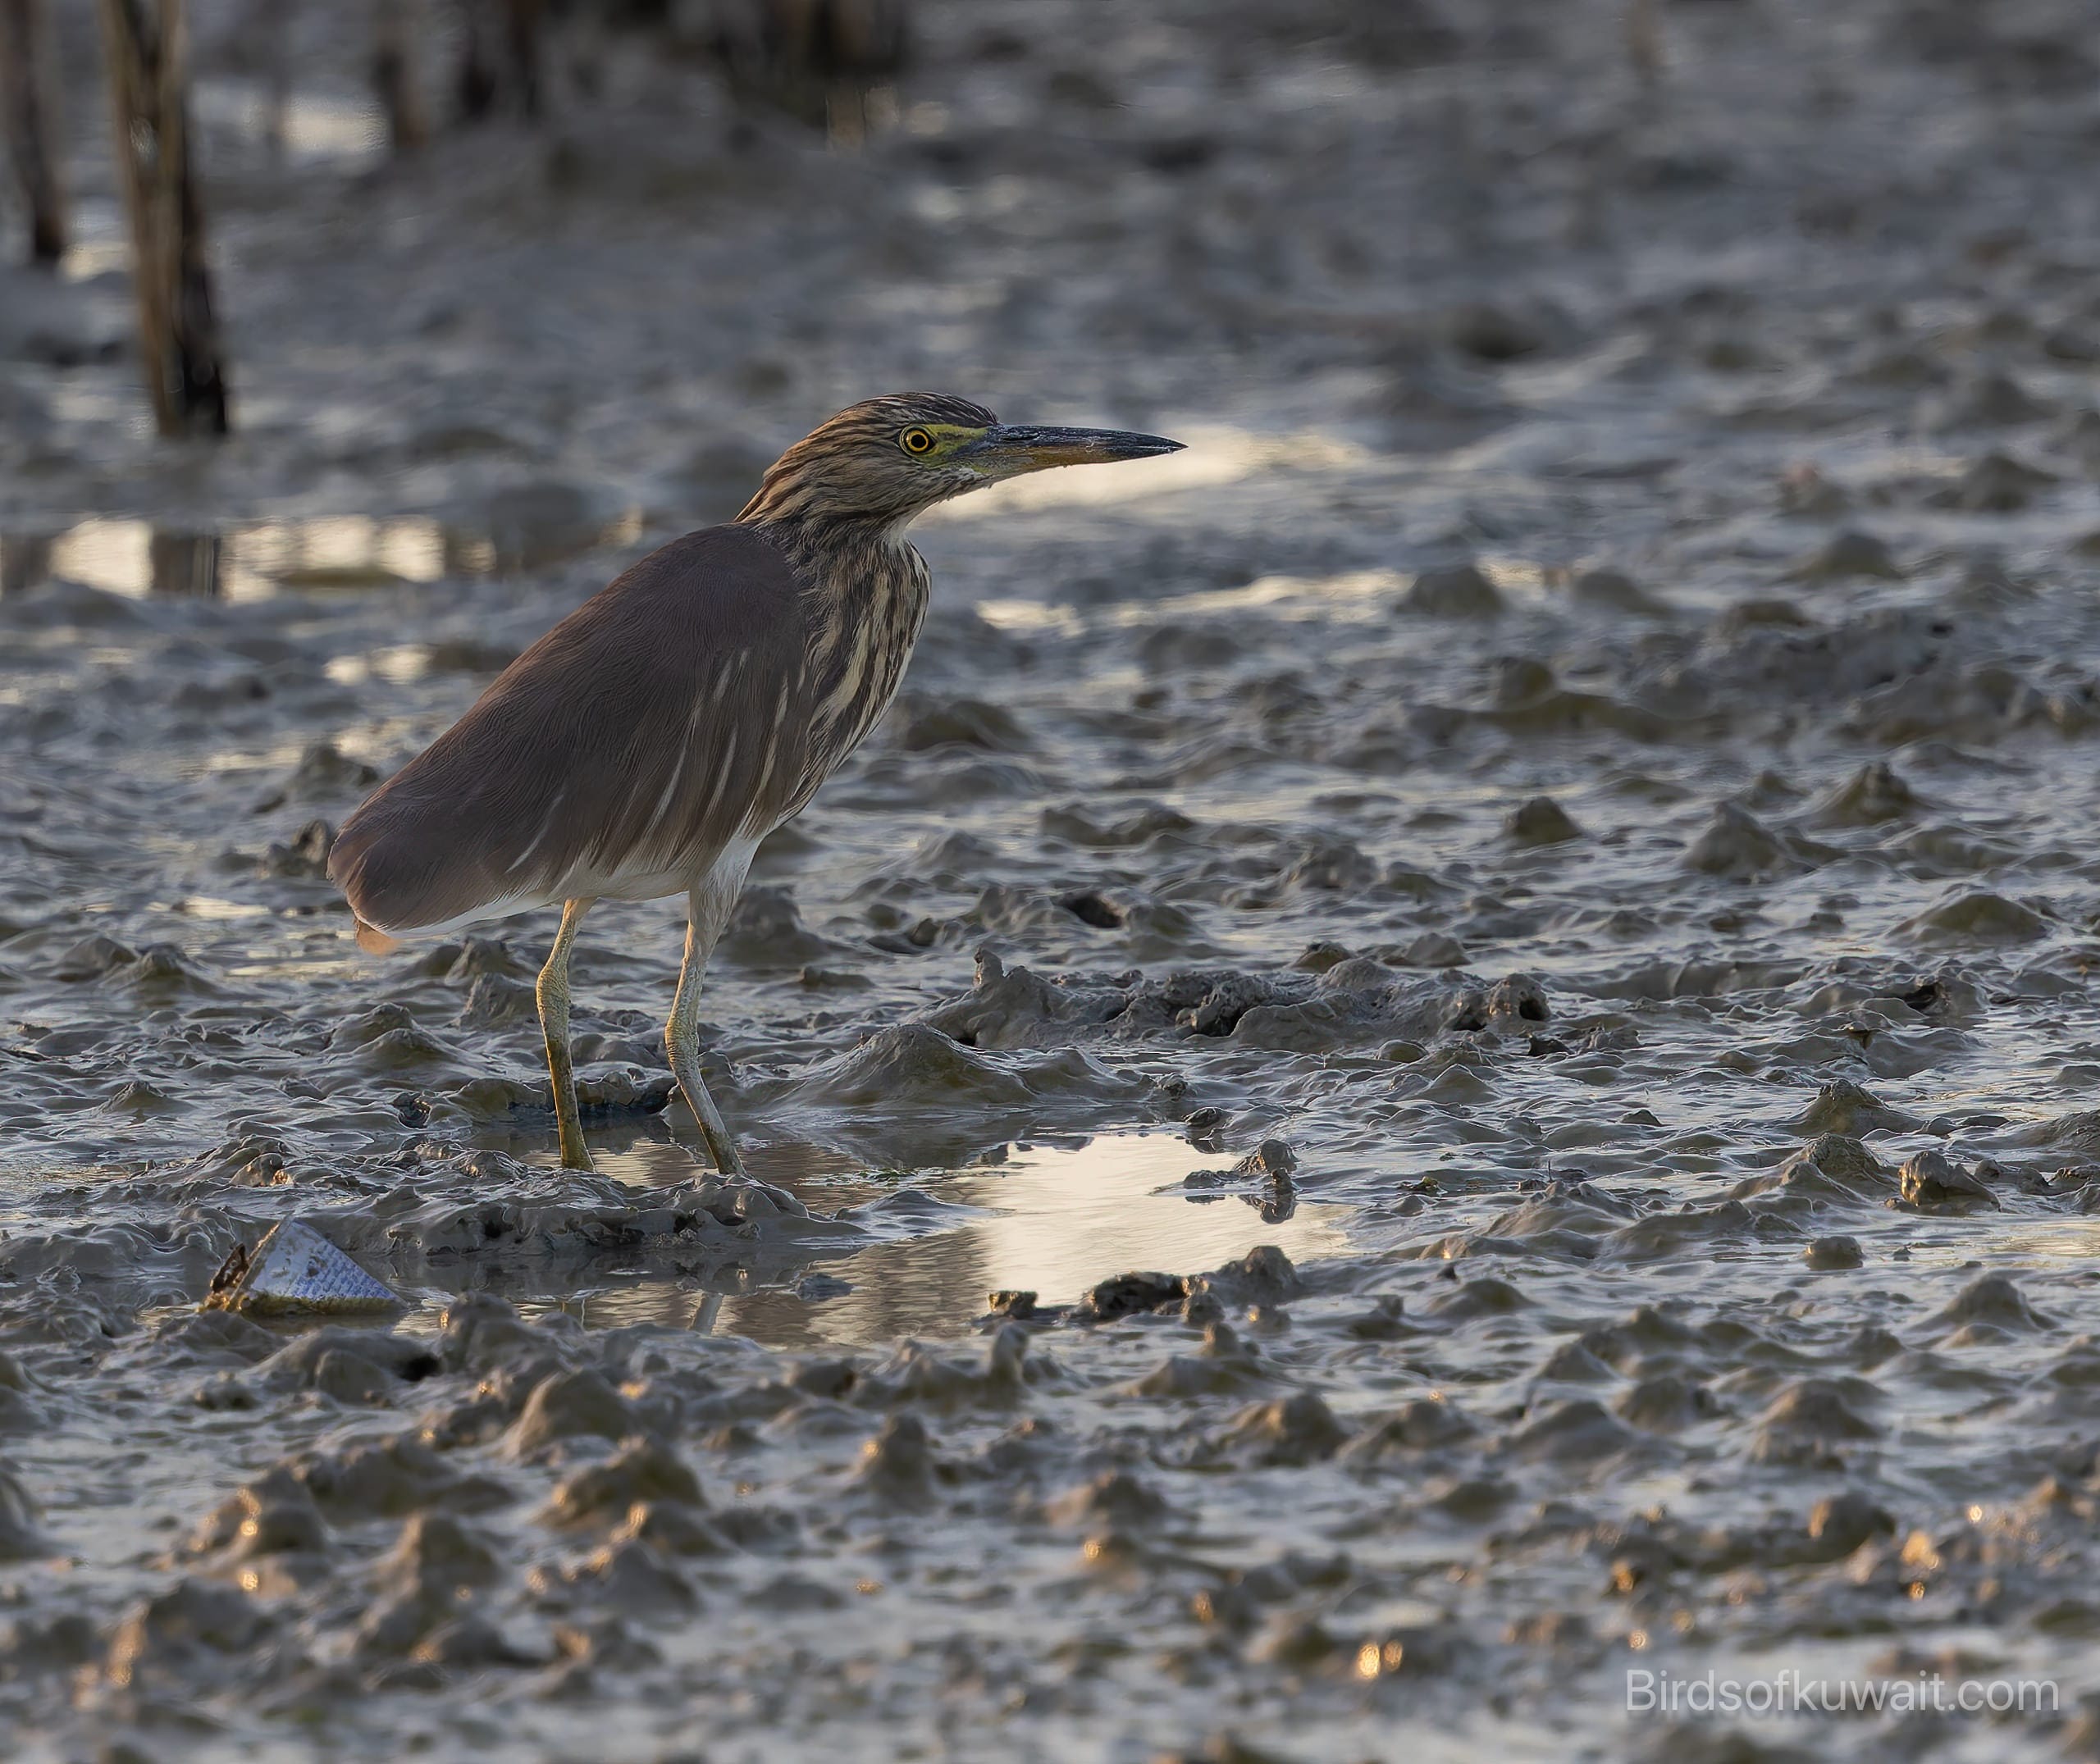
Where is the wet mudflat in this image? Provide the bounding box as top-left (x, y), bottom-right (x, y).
top-left (8, 0), bottom-right (2100, 1758)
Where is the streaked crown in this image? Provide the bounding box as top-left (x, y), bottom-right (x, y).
top-left (737, 393), bottom-right (1001, 527)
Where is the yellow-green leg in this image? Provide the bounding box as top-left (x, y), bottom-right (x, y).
top-left (537, 896), bottom-right (596, 1172)
top-left (667, 874), bottom-right (744, 1176)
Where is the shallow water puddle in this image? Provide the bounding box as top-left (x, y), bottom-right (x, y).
top-left (532, 1130), bottom-right (1352, 1349)
top-left (0, 504), bottom-right (641, 600)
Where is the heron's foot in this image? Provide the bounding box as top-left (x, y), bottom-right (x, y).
top-left (696, 1115), bottom-right (744, 1179)
top-left (670, 1075), bottom-right (743, 1177)
top-left (669, 1069), bottom-right (743, 1177)
top-left (667, 1029), bottom-right (745, 1178)
top-left (536, 898), bottom-right (599, 1176)
top-left (552, 1083), bottom-right (596, 1171)
top-left (544, 1063), bottom-right (596, 1172)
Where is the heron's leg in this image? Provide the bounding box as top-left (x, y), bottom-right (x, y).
top-left (537, 896), bottom-right (596, 1172)
top-left (667, 872), bottom-right (745, 1176)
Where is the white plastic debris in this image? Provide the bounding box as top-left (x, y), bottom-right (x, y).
top-left (203, 1218), bottom-right (404, 1318)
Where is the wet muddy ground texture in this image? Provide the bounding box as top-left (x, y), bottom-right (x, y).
top-left (10, 0), bottom-right (2100, 1758)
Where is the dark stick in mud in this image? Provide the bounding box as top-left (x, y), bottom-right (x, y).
top-left (372, 0), bottom-right (430, 153)
top-left (453, 0), bottom-right (541, 121)
top-left (710, 0), bottom-right (910, 141)
top-left (252, 0), bottom-right (288, 159)
top-left (1626, 0), bottom-right (1662, 86)
top-left (503, 0), bottom-right (544, 118)
top-left (95, 0), bottom-right (231, 436)
top-left (0, 0), bottom-right (67, 265)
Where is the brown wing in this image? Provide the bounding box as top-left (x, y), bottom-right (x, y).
top-left (331, 524), bottom-right (813, 936)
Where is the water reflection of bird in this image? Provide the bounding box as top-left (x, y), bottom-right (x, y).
top-left (330, 394), bottom-right (1180, 1175)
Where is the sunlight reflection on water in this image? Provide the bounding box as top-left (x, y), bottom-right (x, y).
top-left (544, 1130), bottom-right (1352, 1348)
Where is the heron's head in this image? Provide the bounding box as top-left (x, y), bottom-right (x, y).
top-left (737, 393), bottom-right (1183, 530)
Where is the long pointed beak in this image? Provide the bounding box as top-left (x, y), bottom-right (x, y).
top-left (968, 424), bottom-right (1185, 476)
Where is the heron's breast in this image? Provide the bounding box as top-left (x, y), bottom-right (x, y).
top-left (778, 550), bottom-right (929, 818)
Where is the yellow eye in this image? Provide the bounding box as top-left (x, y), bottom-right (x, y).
top-left (900, 427), bottom-right (936, 456)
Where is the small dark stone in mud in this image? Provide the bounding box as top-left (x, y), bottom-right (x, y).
top-left (258, 818), bottom-right (336, 878)
top-left (1751, 1378), bottom-right (1881, 1465)
top-left (1504, 795), bottom-right (1582, 846)
top-left (1804, 1490), bottom-right (1895, 1561)
top-left (1796, 1132), bottom-right (1888, 1187)
top-left (253, 740), bottom-right (381, 814)
top-left (1180, 974), bottom-right (1270, 1037)
top-left (1441, 989), bottom-right (1489, 1033)
top-left (1238, 1138), bottom-right (1299, 1181)
top-left (1078, 1271), bottom-right (1188, 1324)
top-left (52, 934), bottom-right (140, 981)
top-left (1934, 1272), bottom-right (2051, 1333)
top-left (445, 937), bottom-right (527, 981)
top-left (1901, 889), bottom-right (2050, 945)
top-left (1810, 760), bottom-right (1919, 827)
top-left (1426, 1275), bottom-right (1530, 1319)
top-left (794, 1273), bottom-right (852, 1302)
top-left (1778, 461), bottom-right (1851, 515)
top-left (1804, 1234), bottom-right (1865, 1270)
top-left (1930, 369), bottom-right (2054, 430)
top-left (1787, 528), bottom-right (1904, 581)
top-left (897, 695), bottom-right (1029, 752)
top-left (1436, 1477), bottom-right (1515, 1521)
top-left (1249, 1611), bottom-right (1348, 1671)
top-left (1899, 976), bottom-right (1952, 1014)
top-left (1933, 451), bottom-right (2057, 513)
top-left (1293, 940), bottom-right (1350, 973)
top-left (570, 1070), bottom-right (678, 1119)
top-left (1203, 1246), bottom-right (1302, 1306)
top-left (0, 1464), bottom-right (51, 1560)
top-left (409, 1615), bottom-right (546, 1670)
top-left (311, 1348), bottom-right (395, 1406)
top-left (1443, 299), bottom-right (1559, 362)
top-left (855, 1414), bottom-right (941, 1503)
top-left (532, 1537), bottom-right (699, 1615)
top-left (1487, 973), bottom-right (1550, 1024)
top-left (1683, 802), bottom-right (1801, 879)
top-left (1506, 1397), bottom-right (1638, 1464)
top-left (1048, 1470), bottom-right (1171, 1530)
top-left (1569, 567), bottom-right (1671, 617)
top-left (1401, 562), bottom-right (1503, 618)
top-left (457, 972), bottom-right (536, 1027)
top-left (1222, 1392), bottom-right (1349, 1465)
top-left (544, 1440), bottom-right (705, 1529)
top-left (505, 1370), bottom-right (639, 1456)
top-left (1335, 1285), bottom-right (1419, 1343)
top-left (1796, 1079), bottom-right (1914, 1137)
top-left (1152, 1734), bottom-right (1299, 1764)
top-left (102, 1579), bottom-right (272, 1686)
top-left (185, 1467), bottom-right (328, 1563)
top-left (1615, 1374), bottom-right (1719, 1433)
top-left (1897, 1149), bottom-right (2000, 1212)
top-left (1490, 656), bottom-right (1554, 707)
top-left (717, 887), bottom-right (842, 970)
top-left (1058, 890), bottom-right (1124, 929)
top-left (1541, 1338), bottom-right (1614, 1383)
top-left (1391, 931), bottom-right (1467, 968)
top-left (986, 1289), bottom-right (1038, 1319)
